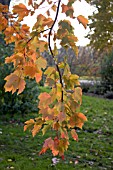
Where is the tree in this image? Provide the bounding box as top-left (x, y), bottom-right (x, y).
top-left (0, 0), bottom-right (88, 158)
top-left (100, 51), bottom-right (113, 92)
top-left (86, 0), bottom-right (113, 53)
top-left (0, 0), bottom-right (11, 7)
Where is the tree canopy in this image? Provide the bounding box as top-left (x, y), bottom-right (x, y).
top-left (0, 0), bottom-right (11, 7)
top-left (86, 0), bottom-right (113, 53)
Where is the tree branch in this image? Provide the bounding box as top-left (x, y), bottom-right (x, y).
top-left (48, 0), bottom-right (64, 102)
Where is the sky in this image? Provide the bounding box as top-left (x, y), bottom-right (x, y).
top-left (9, 0), bottom-right (95, 46)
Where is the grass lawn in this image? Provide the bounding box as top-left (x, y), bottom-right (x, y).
top-left (0, 95), bottom-right (113, 170)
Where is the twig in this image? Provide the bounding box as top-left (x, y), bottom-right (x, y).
top-left (48, 0), bottom-right (64, 102)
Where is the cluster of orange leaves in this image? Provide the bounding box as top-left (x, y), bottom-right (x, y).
top-left (0, 0), bottom-right (88, 158)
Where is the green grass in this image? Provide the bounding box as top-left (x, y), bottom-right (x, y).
top-left (0, 95), bottom-right (113, 170)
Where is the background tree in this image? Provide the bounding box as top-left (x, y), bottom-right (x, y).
top-left (0, 0), bottom-right (11, 7)
top-left (86, 0), bottom-right (113, 54)
top-left (100, 51), bottom-right (113, 92)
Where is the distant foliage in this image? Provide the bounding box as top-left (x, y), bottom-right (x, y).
top-left (86, 0), bottom-right (113, 54)
top-left (100, 51), bottom-right (113, 92)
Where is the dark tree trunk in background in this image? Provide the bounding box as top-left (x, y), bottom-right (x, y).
top-left (0, 0), bottom-right (11, 7)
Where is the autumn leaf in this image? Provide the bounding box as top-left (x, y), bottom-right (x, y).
top-left (58, 112), bottom-right (66, 122)
top-left (32, 124), bottom-right (42, 137)
top-left (24, 119), bottom-right (35, 131)
top-left (13, 3), bottom-right (29, 21)
top-left (36, 57), bottom-right (47, 69)
top-left (71, 129), bottom-right (78, 141)
top-left (39, 137), bottom-right (54, 155)
top-left (77, 15), bottom-right (88, 29)
top-left (51, 4), bottom-right (57, 11)
top-left (70, 112), bottom-right (87, 129)
top-left (72, 87), bottom-right (82, 104)
top-left (0, 14), bottom-right (8, 31)
top-left (61, 4), bottom-right (74, 18)
top-left (4, 73), bottom-right (26, 94)
top-left (42, 124), bottom-right (51, 135)
top-left (38, 92), bottom-right (52, 109)
top-left (35, 72), bottom-right (42, 83)
top-left (28, 0), bottom-right (33, 6)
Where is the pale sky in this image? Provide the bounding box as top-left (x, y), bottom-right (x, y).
top-left (10, 0), bottom-right (95, 46)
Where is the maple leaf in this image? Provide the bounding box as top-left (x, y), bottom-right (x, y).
top-left (51, 4), bottom-right (57, 11)
top-left (61, 4), bottom-right (74, 18)
top-left (60, 129), bottom-right (69, 139)
top-left (32, 124), bottom-right (42, 137)
top-left (36, 57), bottom-right (47, 70)
top-left (24, 119), bottom-right (35, 131)
top-left (35, 72), bottom-right (42, 83)
top-left (13, 3), bottom-right (29, 21)
top-left (38, 92), bottom-right (52, 109)
top-left (24, 60), bottom-right (42, 83)
top-left (0, 14), bottom-right (8, 31)
top-left (28, 0), bottom-right (33, 6)
top-left (71, 129), bottom-right (78, 141)
top-left (58, 112), bottom-right (66, 122)
top-left (42, 124), bottom-right (51, 135)
top-left (77, 15), bottom-right (89, 29)
top-left (39, 137), bottom-right (54, 155)
top-left (72, 87), bottom-right (82, 104)
top-left (70, 112), bottom-right (87, 129)
top-left (4, 73), bottom-right (26, 94)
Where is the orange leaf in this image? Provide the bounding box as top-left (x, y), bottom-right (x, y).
top-left (32, 124), bottom-right (42, 137)
top-left (28, 0), bottom-right (33, 6)
top-left (77, 112), bottom-right (87, 122)
top-left (77, 15), bottom-right (88, 29)
top-left (4, 73), bottom-right (26, 94)
top-left (35, 72), bottom-right (42, 83)
top-left (61, 4), bottom-right (69, 13)
top-left (71, 129), bottom-right (78, 141)
top-left (24, 62), bottom-right (37, 78)
top-left (38, 92), bottom-right (52, 109)
top-left (70, 112), bottom-right (87, 129)
top-left (39, 137), bottom-right (54, 155)
top-left (13, 3), bottom-right (29, 21)
top-left (0, 14), bottom-right (8, 31)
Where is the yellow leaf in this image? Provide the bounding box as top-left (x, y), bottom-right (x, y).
top-left (73, 87), bottom-right (82, 104)
top-left (36, 57), bottom-right (47, 69)
top-left (24, 119), bottom-right (35, 131)
top-left (77, 15), bottom-right (88, 29)
top-left (42, 124), bottom-right (51, 135)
